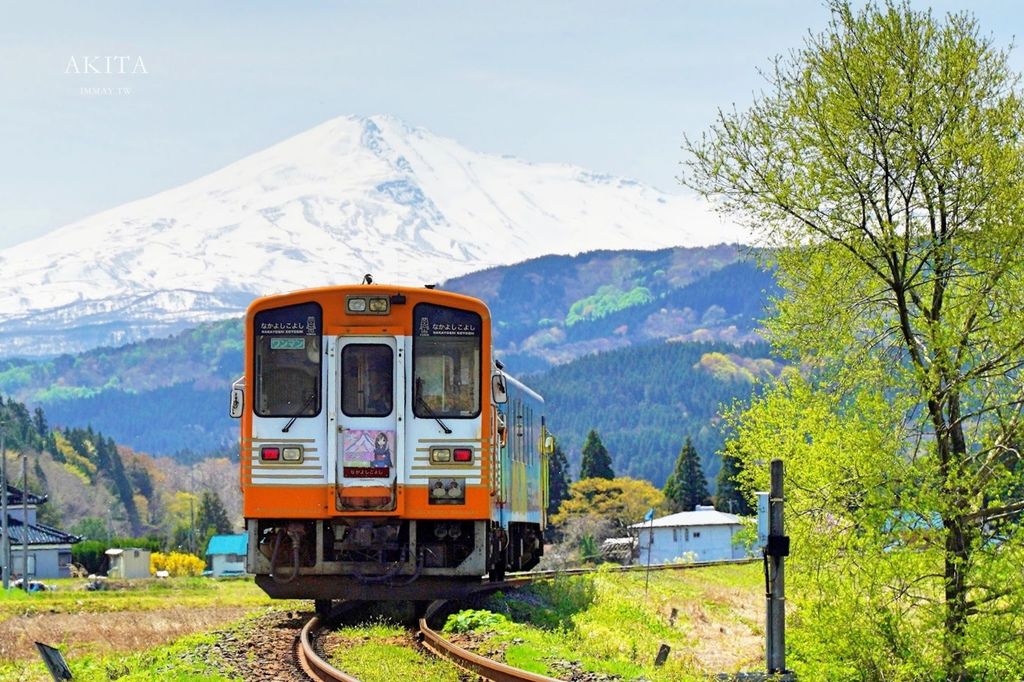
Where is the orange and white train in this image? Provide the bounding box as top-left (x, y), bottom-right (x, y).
top-left (230, 282), bottom-right (551, 602)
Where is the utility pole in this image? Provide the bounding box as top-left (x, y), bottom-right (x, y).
top-left (765, 459), bottom-right (790, 676)
top-left (0, 420), bottom-right (7, 590)
top-left (21, 453), bottom-right (28, 590)
top-left (188, 465), bottom-right (195, 555)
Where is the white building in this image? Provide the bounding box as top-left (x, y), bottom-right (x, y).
top-left (630, 506), bottom-right (749, 564)
top-left (106, 548), bottom-right (152, 579)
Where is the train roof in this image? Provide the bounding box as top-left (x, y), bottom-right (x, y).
top-left (244, 283), bottom-right (491, 318)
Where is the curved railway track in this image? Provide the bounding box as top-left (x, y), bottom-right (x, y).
top-left (297, 558), bottom-right (756, 682)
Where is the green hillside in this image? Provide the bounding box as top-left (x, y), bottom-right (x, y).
top-left (527, 340), bottom-right (783, 487)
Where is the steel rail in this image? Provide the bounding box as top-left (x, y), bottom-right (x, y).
top-left (298, 558), bottom-right (756, 681)
top-left (419, 598), bottom-right (562, 682)
top-left (298, 614), bottom-right (362, 682)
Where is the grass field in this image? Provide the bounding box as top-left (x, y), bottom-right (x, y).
top-left (444, 562), bottom-right (764, 681)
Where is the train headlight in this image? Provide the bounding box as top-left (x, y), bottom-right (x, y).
top-left (430, 448), bottom-right (451, 463)
top-left (346, 295), bottom-right (390, 315)
top-left (281, 446), bottom-right (303, 462)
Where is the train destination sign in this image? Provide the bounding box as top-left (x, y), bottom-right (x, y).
top-left (416, 304), bottom-right (481, 338)
top-left (255, 301), bottom-right (322, 336)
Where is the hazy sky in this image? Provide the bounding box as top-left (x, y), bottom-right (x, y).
top-left (2, 1), bottom-right (1021, 249)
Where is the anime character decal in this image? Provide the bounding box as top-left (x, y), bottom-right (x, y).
top-left (342, 429), bottom-right (395, 478)
top-left (372, 432), bottom-right (392, 468)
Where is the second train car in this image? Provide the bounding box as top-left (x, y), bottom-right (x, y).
top-left (230, 281), bottom-right (552, 600)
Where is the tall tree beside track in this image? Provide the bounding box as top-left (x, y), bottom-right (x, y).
top-left (547, 441), bottom-right (572, 518)
top-left (684, 2), bottom-right (1024, 680)
top-left (579, 429), bottom-right (615, 480)
top-left (663, 438), bottom-right (710, 512)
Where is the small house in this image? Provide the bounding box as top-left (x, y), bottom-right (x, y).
top-left (106, 548), bottom-right (152, 579)
top-left (630, 506), bottom-right (750, 564)
top-left (1, 485), bottom-right (81, 580)
top-left (205, 534), bottom-right (247, 577)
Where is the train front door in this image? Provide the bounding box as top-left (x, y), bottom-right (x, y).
top-left (335, 337), bottom-right (402, 511)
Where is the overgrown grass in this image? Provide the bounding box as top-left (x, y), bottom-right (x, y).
top-left (444, 562), bottom-right (762, 681)
top-left (328, 618), bottom-right (462, 682)
top-left (0, 576), bottom-right (276, 619)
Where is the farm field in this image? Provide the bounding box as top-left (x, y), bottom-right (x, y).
top-left (0, 577), bottom-right (301, 681)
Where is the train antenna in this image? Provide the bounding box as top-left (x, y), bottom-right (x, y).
top-left (362, 274), bottom-right (373, 285)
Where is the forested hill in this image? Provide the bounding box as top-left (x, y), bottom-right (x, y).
top-left (528, 340), bottom-right (784, 487)
top-left (444, 244), bottom-right (777, 372)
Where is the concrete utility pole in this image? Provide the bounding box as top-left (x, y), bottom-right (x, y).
top-left (765, 458), bottom-right (790, 675)
top-left (0, 421), bottom-right (7, 589)
top-left (21, 453), bottom-right (28, 590)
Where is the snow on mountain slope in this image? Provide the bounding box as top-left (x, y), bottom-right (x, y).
top-left (0, 114), bottom-right (747, 357)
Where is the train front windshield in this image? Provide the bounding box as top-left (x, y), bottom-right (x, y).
top-left (413, 303), bottom-right (481, 418)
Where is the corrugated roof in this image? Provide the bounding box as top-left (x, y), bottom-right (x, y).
top-left (629, 509), bottom-right (742, 529)
top-left (206, 534), bottom-right (247, 556)
top-left (2, 485), bottom-right (46, 506)
top-left (3, 516), bottom-right (80, 546)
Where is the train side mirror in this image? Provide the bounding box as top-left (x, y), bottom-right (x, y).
top-left (229, 388), bottom-right (244, 418)
top-left (492, 373), bottom-right (508, 404)
top-left (229, 376), bottom-right (245, 418)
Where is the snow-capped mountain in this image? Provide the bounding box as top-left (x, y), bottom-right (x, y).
top-left (0, 114), bottom-right (747, 357)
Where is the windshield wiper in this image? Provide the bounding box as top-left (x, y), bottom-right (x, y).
top-left (415, 381), bottom-right (452, 434)
top-left (282, 393), bottom-right (317, 433)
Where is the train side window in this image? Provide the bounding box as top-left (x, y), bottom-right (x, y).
top-left (413, 303), bottom-right (481, 419)
top-left (341, 344), bottom-right (393, 417)
top-left (254, 302), bottom-right (322, 418)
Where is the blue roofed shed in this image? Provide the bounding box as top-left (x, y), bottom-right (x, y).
top-left (205, 534), bottom-right (247, 577)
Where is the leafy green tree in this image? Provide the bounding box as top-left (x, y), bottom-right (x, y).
top-left (579, 429), bottom-right (614, 480)
top-left (662, 438), bottom-right (710, 512)
top-left (684, 2), bottom-right (1024, 679)
top-left (714, 451), bottom-right (751, 515)
top-left (546, 441), bottom-right (571, 518)
top-left (70, 517), bottom-right (112, 542)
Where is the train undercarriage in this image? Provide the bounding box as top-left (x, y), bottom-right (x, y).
top-left (248, 518), bottom-right (543, 600)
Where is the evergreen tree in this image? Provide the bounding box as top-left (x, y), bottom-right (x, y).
top-left (714, 451), bottom-right (751, 515)
top-left (195, 490), bottom-right (233, 559)
top-left (578, 429), bottom-right (614, 480)
top-left (546, 441), bottom-right (571, 517)
top-left (663, 438), bottom-right (709, 512)
top-left (197, 491), bottom-right (233, 536)
top-left (32, 407), bottom-right (47, 440)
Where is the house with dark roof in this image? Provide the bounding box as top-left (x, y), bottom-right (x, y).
top-left (2, 484), bottom-right (81, 580)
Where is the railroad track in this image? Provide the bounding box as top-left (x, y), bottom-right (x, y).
top-left (297, 558), bottom-right (755, 682)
